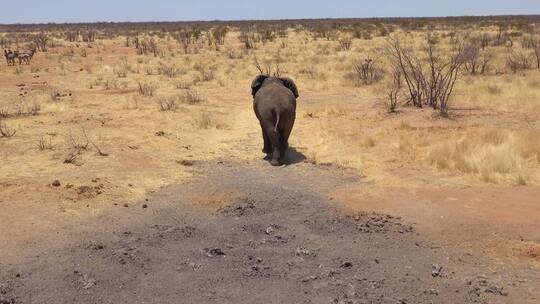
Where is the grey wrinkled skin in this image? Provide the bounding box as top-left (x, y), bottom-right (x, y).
top-left (251, 75), bottom-right (299, 166)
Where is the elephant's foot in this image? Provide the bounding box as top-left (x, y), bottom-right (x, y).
top-left (270, 158), bottom-right (281, 166)
top-left (262, 147), bottom-right (272, 154)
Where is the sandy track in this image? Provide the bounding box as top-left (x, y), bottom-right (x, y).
top-left (1, 159), bottom-right (538, 304)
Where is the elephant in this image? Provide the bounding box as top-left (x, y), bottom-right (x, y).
top-left (251, 75), bottom-right (299, 166)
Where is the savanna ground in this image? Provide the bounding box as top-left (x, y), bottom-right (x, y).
top-left (1, 17), bottom-right (539, 303)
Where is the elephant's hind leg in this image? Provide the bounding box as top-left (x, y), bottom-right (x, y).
top-left (263, 122), bottom-right (282, 166)
top-left (260, 123), bottom-right (271, 154)
top-left (278, 112), bottom-right (295, 157)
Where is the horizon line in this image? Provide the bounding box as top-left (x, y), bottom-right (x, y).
top-left (1, 13), bottom-right (539, 26)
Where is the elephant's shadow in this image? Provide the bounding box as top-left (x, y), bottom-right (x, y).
top-left (263, 147), bottom-right (306, 166)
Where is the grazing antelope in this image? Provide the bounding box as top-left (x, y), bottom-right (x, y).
top-left (18, 49), bottom-right (36, 65)
top-left (4, 49), bottom-right (18, 66)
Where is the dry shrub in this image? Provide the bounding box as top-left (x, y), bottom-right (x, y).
top-left (0, 117), bottom-right (16, 137)
top-left (427, 128), bottom-right (540, 184)
top-left (386, 36), bottom-right (467, 115)
top-left (36, 135), bottom-right (54, 151)
top-left (138, 81), bottom-right (158, 97)
top-left (175, 80), bottom-right (193, 90)
top-left (386, 68), bottom-right (401, 112)
top-left (157, 95), bottom-right (178, 111)
top-left (182, 89), bottom-right (204, 104)
top-left (158, 64), bottom-right (185, 78)
top-left (506, 49), bottom-right (533, 73)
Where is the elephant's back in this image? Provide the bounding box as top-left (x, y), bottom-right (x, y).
top-left (255, 82), bottom-right (296, 108)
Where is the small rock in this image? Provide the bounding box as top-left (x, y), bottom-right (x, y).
top-left (142, 204), bottom-right (148, 209)
top-left (485, 286), bottom-right (508, 296)
top-left (52, 180), bottom-right (61, 187)
top-left (431, 265), bottom-right (443, 277)
top-left (205, 248), bottom-right (225, 257)
top-left (295, 247), bottom-right (311, 256)
top-left (123, 203), bottom-right (129, 208)
top-left (340, 261), bottom-right (353, 268)
top-left (188, 262), bottom-right (202, 270)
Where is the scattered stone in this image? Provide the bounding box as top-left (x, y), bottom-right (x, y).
top-left (424, 289), bottom-right (439, 296)
top-left (485, 286), bottom-right (508, 296)
top-left (340, 261), bottom-right (353, 268)
top-left (295, 247), bottom-right (311, 256)
top-left (188, 262), bottom-right (202, 270)
top-left (154, 131), bottom-right (165, 136)
top-left (431, 265), bottom-right (443, 277)
top-left (205, 248), bottom-right (225, 257)
top-left (142, 204), bottom-right (148, 209)
top-left (301, 275), bottom-right (318, 282)
top-left (123, 203), bottom-right (129, 208)
top-left (51, 180), bottom-right (61, 187)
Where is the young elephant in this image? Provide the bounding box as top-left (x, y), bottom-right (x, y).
top-left (251, 75), bottom-right (299, 166)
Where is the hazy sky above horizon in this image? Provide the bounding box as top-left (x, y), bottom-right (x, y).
top-left (1, 0), bottom-right (539, 24)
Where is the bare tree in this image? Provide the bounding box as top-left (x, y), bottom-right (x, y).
top-left (506, 49), bottom-right (533, 73)
top-left (386, 36), bottom-right (467, 115)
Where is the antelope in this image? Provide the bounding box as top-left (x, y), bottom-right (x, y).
top-left (4, 50), bottom-right (18, 66)
top-left (18, 49), bottom-right (36, 65)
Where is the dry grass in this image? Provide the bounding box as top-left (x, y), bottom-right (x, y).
top-left (1, 23), bottom-right (539, 212)
top-left (427, 128), bottom-right (540, 184)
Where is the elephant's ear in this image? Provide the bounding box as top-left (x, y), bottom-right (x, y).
top-left (251, 75), bottom-right (268, 98)
top-left (280, 77), bottom-right (299, 98)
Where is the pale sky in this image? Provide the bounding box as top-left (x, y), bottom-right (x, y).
top-left (1, 0), bottom-right (539, 24)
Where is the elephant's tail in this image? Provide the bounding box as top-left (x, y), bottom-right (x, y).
top-left (273, 111), bottom-right (280, 133)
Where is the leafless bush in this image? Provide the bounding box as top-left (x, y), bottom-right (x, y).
top-left (138, 81), bottom-right (158, 97)
top-left (158, 64), bottom-right (184, 78)
top-left (386, 37), bottom-right (467, 115)
top-left (67, 130), bottom-right (89, 151)
top-left (0, 117), bottom-right (16, 138)
top-left (157, 96), bottom-right (178, 111)
top-left (493, 26), bottom-right (511, 47)
top-left (200, 69), bottom-right (215, 82)
top-left (463, 42), bottom-right (493, 75)
top-left (175, 80), bottom-right (193, 90)
top-left (387, 68), bottom-right (402, 113)
top-left (338, 37), bottom-right (353, 51)
top-left (0, 106), bottom-right (9, 118)
top-left (64, 128), bottom-right (107, 163)
top-left (506, 49), bottom-right (532, 73)
top-left (114, 65), bottom-right (128, 78)
top-left (183, 89), bottom-right (204, 104)
top-left (36, 135), bottom-right (54, 151)
top-left (64, 147), bottom-right (82, 164)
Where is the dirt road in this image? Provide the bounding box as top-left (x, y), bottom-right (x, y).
top-left (1, 158), bottom-right (538, 304)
